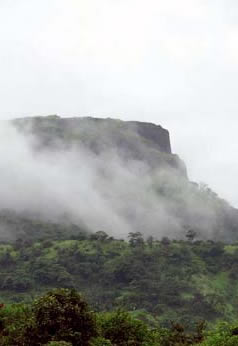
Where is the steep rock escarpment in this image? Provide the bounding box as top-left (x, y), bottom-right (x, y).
top-left (0, 115), bottom-right (236, 242)
top-left (13, 116), bottom-right (187, 177)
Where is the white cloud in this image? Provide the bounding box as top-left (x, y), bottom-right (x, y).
top-left (0, 0), bottom-right (238, 207)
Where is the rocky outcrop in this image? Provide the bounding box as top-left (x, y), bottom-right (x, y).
top-left (2, 115), bottom-right (238, 242)
top-left (126, 120), bottom-right (172, 154)
top-left (13, 115), bottom-right (186, 176)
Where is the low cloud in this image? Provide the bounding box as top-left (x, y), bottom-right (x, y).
top-left (0, 118), bottom-right (235, 242)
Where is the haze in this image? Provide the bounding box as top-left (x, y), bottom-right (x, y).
top-left (0, 0), bottom-right (238, 206)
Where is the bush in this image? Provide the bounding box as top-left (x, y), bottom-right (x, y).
top-left (199, 322), bottom-right (238, 346)
top-left (89, 337), bottom-right (112, 346)
top-left (97, 310), bottom-right (153, 346)
top-left (23, 289), bottom-right (97, 346)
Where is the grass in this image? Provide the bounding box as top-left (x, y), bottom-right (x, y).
top-left (224, 245), bottom-right (238, 254)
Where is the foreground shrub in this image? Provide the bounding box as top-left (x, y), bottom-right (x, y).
top-left (89, 337), bottom-right (112, 346)
top-left (97, 310), bottom-right (157, 346)
top-left (199, 322), bottom-right (238, 346)
top-left (23, 289), bottom-right (97, 346)
top-left (0, 303), bottom-right (31, 345)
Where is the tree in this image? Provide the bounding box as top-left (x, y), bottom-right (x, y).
top-left (186, 229), bottom-right (197, 242)
top-left (23, 289), bottom-right (97, 346)
top-left (90, 231), bottom-right (109, 242)
top-left (147, 236), bottom-right (154, 248)
top-left (128, 232), bottom-right (144, 248)
top-left (161, 237), bottom-right (170, 246)
top-left (98, 310), bottom-right (152, 346)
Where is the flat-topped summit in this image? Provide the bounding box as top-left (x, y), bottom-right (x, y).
top-left (13, 115), bottom-right (185, 175)
top-left (14, 115), bottom-right (171, 152)
top-left (2, 114), bottom-right (236, 243)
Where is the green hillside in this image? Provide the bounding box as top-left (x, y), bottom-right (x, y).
top-left (1, 116), bottom-right (238, 344)
top-left (0, 230), bottom-right (238, 327)
top-left (1, 287), bottom-right (238, 346)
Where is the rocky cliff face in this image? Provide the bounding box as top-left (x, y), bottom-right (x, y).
top-left (126, 120), bottom-right (172, 153)
top-left (14, 115), bottom-right (172, 152)
top-left (3, 115), bottom-right (237, 242)
top-left (13, 115), bottom-right (187, 177)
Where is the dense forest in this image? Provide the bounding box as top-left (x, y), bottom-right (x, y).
top-left (0, 227), bottom-right (238, 328)
top-left (1, 287), bottom-right (238, 345)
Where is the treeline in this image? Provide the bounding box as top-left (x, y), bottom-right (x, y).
top-left (1, 288), bottom-right (238, 345)
top-left (0, 231), bottom-right (238, 325)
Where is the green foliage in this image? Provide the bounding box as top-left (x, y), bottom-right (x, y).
top-left (198, 322), bottom-right (238, 345)
top-left (23, 289), bottom-right (97, 346)
top-left (3, 289), bottom-right (238, 346)
top-left (89, 337), bottom-right (112, 346)
top-left (97, 310), bottom-right (153, 345)
top-left (0, 233), bottom-right (238, 325)
top-left (158, 321), bottom-right (206, 345)
top-left (128, 232), bottom-right (145, 248)
top-left (0, 303), bottom-right (31, 345)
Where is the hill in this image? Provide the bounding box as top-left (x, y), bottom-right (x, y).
top-left (13, 115), bottom-right (187, 174)
top-left (0, 116), bottom-right (238, 330)
top-left (0, 115), bottom-right (237, 242)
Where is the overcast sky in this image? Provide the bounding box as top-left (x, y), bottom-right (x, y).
top-left (0, 0), bottom-right (238, 206)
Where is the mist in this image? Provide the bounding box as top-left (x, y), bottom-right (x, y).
top-left (0, 118), bottom-right (235, 241)
top-left (0, 1), bottom-right (237, 211)
top-left (0, 0), bottom-right (238, 209)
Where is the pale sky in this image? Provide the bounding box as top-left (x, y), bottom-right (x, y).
top-left (0, 0), bottom-right (238, 206)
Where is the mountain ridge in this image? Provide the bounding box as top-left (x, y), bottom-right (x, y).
top-left (12, 115), bottom-right (187, 177)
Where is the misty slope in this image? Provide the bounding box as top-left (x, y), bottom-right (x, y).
top-left (13, 115), bottom-right (186, 174)
top-left (0, 115), bottom-right (237, 241)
